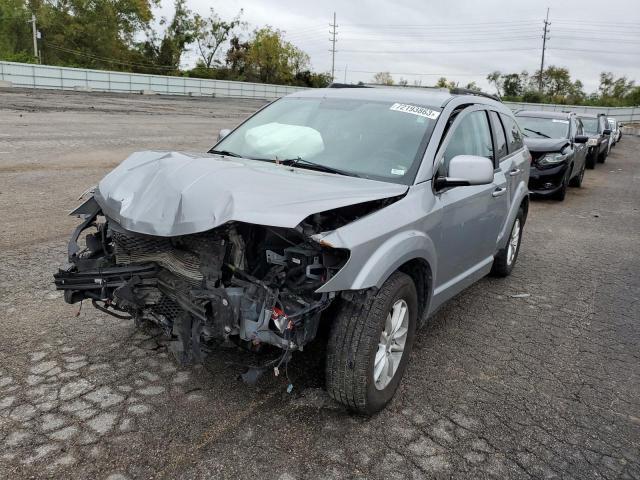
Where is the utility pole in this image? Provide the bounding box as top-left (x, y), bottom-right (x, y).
top-left (344, 64), bottom-right (347, 83)
top-left (30, 14), bottom-right (39, 63)
top-left (329, 12), bottom-right (338, 81)
top-left (538, 8), bottom-right (550, 92)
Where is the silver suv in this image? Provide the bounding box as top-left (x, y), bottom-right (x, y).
top-left (54, 87), bottom-right (530, 414)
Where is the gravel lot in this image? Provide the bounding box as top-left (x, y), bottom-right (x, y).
top-left (0, 89), bottom-right (639, 480)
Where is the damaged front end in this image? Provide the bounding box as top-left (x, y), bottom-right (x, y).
top-left (54, 195), bottom-right (350, 366)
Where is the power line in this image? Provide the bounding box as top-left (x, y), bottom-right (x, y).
top-left (45, 42), bottom-right (179, 70)
top-left (548, 47), bottom-right (640, 55)
top-left (335, 47), bottom-right (540, 55)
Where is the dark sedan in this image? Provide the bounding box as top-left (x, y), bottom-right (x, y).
top-left (578, 113), bottom-right (611, 168)
top-left (515, 111), bottom-right (589, 201)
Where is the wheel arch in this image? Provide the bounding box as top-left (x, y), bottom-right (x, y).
top-left (397, 257), bottom-right (432, 320)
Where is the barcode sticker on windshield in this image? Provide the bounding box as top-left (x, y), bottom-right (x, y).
top-left (390, 103), bottom-right (440, 119)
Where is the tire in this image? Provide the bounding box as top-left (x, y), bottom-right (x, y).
top-left (597, 148), bottom-right (607, 164)
top-left (569, 161), bottom-right (585, 188)
top-left (554, 174), bottom-right (568, 201)
top-left (490, 208), bottom-right (524, 277)
top-left (326, 272), bottom-right (418, 414)
top-left (585, 150), bottom-right (596, 169)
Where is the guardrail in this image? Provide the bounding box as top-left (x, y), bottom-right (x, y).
top-left (0, 61), bottom-right (307, 100)
top-left (1, 61), bottom-right (638, 120)
top-left (504, 101), bottom-right (639, 123)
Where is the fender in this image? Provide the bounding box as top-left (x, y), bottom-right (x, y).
top-left (316, 229), bottom-right (437, 293)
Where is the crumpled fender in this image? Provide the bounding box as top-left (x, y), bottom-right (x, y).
top-left (316, 229), bottom-right (437, 293)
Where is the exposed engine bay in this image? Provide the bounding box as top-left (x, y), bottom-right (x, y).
top-left (54, 196), bottom-right (358, 369)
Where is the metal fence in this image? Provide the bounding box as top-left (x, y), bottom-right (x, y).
top-left (0, 61), bottom-right (307, 100)
top-left (504, 101), bottom-right (639, 123)
top-left (1, 61), bottom-right (638, 121)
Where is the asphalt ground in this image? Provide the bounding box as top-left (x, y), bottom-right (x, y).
top-left (0, 89), bottom-right (639, 480)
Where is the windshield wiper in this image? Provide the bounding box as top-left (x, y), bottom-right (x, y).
top-left (282, 157), bottom-right (360, 178)
top-left (523, 128), bottom-right (551, 139)
top-left (209, 149), bottom-right (242, 158)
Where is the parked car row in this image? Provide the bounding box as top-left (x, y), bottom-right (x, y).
top-left (514, 110), bottom-right (621, 201)
top-left (47, 85), bottom-right (627, 413)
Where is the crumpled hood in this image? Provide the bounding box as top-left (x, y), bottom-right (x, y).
top-left (523, 137), bottom-right (570, 153)
top-left (95, 151), bottom-right (408, 236)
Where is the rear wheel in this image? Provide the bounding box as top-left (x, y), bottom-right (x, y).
top-left (490, 208), bottom-right (524, 277)
top-left (326, 272), bottom-right (418, 414)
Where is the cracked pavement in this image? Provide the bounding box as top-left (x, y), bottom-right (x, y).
top-left (0, 89), bottom-right (639, 479)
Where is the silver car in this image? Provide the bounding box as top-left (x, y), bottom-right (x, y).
top-left (54, 87), bottom-right (530, 413)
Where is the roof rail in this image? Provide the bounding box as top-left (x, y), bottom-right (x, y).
top-left (449, 87), bottom-right (501, 102)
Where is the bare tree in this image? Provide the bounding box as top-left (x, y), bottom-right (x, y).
top-left (372, 71), bottom-right (394, 85)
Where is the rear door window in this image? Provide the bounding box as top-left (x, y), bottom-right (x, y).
top-left (489, 111), bottom-right (508, 163)
top-left (500, 114), bottom-right (524, 153)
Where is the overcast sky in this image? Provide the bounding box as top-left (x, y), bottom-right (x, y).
top-left (159, 0), bottom-right (640, 93)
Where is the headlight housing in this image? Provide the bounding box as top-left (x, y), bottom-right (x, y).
top-left (587, 138), bottom-right (598, 146)
top-left (538, 152), bottom-right (568, 166)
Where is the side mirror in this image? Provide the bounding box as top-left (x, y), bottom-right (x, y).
top-left (603, 129), bottom-right (612, 136)
top-left (435, 155), bottom-right (494, 190)
top-left (574, 135), bottom-right (589, 144)
top-left (217, 128), bottom-right (231, 142)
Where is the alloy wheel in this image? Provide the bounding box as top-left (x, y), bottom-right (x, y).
top-left (373, 299), bottom-right (409, 390)
top-left (507, 219), bottom-right (521, 266)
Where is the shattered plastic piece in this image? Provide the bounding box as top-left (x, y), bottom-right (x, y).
top-left (510, 293), bottom-right (531, 298)
top-left (287, 384), bottom-right (294, 394)
top-left (240, 367), bottom-right (267, 386)
top-left (274, 366), bottom-right (280, 377)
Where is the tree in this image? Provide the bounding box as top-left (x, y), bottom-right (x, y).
top-left (598, 72), bottom-right (634, 100)
top-left (0, 0), bottom-right (34, 61)
top-left (141, 0), bottom-right (196, 71)
top-left (372, 71), bottom-right (394, 85)
top-left (228, 27), bottom-right (311, 85)
top-left (487, 71), bottom-right (503, 96)
top-left (464, 81), bottom-right (480, 92)
top-left (435, 77), bottom-right (456, 89)
top-left (193, 9), bottom-right (244, 68)
top-left (502, 73), bottom-right (524, 98)
top-left (225, 35), bottom-right (251, 78)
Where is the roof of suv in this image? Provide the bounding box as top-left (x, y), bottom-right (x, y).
top-left (288, 86), bottom-right (502, 109)
top-left (576, 113), bottom-right (605, 119)
top-left (515, 110), bottom-right (572, 120)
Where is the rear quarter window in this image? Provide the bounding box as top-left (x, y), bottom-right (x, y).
top-left (500, 113), bottom-right (524, 153)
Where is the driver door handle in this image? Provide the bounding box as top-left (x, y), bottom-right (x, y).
top-left (509, 168), bottom-right (522, 176)
top-left (492, 187), bottom-right (507, 197)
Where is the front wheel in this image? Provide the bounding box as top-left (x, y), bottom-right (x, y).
top-left (598, 148), bottom-right (607, 164)
top-left (326, 272), bottom-right (418, 414)
top-left (586, 150), bottom-right (597, 169)
top-left (490, 208), bottom-right (524, 277)
top-left (569, 161), bottom-right (585, 188)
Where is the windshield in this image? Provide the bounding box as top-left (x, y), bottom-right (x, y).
top-left (212, 97), bottom-right (439, 184)
top-left (517, 116), bottom-right (569, 139)
top-left (579, 117), bottom-right (599, 135)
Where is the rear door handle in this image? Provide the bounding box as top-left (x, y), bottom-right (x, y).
top-left (509, 168), bottom-right (522, 176)
top-left (492, 187), bottom-right (507, 197)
